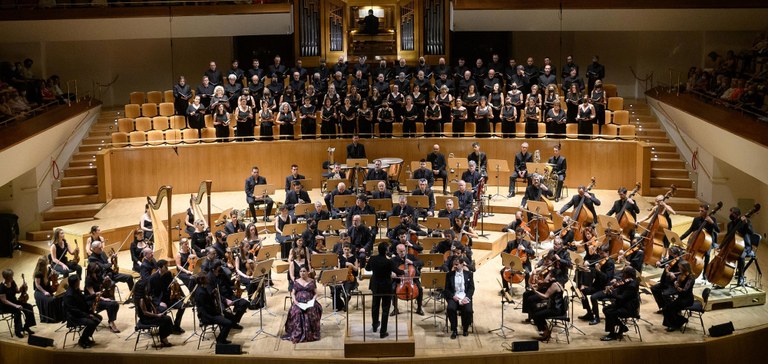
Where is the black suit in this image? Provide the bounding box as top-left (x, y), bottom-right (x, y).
top-left (366, 168), bottom-right (388, 183)
top-left (194, 283), bottom-right (232, 344)
top-left (284, 174), bottom-right (306, 192)
top-left (411, 187), bottom-right (435, 217)
top-left (284, 190), bottom-right (311, 219)
top-left (224, 220), bottom-right (246, 235)
top-left (445, 270), bottom-right (474, 333)
top-left (366, 253), bottom-right (404, 334)
top-left (245, 175), bottom-right (274, 220)
top-left (307, 209), bottom-right (330, 222)
top-left (412, 167), bottom-right (434, 187)
top-left (346, 143), bottom-right (366, 159)
top-left (558, 193), bottom-right (601, 223)
top-left (521, 184), bottom-right (553, 207)
top-left (62, 287), bottom-right (101, 343)
top-left (426, 151), bottom-right (448, 192)
top-left (371, 190), bottom-right (392, 199)
top-left (603, 279), bottom-right (640, 335)
top-left (547, 155), bottom-right (567, 199)
top-left (325, 189), bottom-right (353, 217)
top-left (509, 152), bottom-right (533, 194)
top-left (453, 190), bottom-right (474, 217)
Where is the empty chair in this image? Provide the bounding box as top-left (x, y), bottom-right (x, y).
top-left (134, 117), bottom-right (152, 132)
top-left (171, 115), bottom-right (187, 130)
top-left (595, 123), bottom-right (619, 139)
top-left (537, 122), bottom-right (546, 138)
top-left (201, 127), bottom-right (217, 143)
top-left (607, 97), bottom-right (624, 111)
top-left (565, 123), bottom-right (578, 139)
top-left (146, 91), bottom-right (163, 104)
top-left (141, 103), bottom-right (158, 117)
top-left (163, 90), bottom-right (174, 103)
top-left (117, 118), bottom-right (135, 133)
top-left (618, 124), bottom-right (636, 140)
top-left (613, 110), bottom-right (630, 125)
top-left (125, 104), bottom-right (141, 119)
top-left (682, 287), bottom-right (710, 334)
top-left (604, 84), bottom-right (618, 98)
top-left (111, 132), bottom-right (129, 148)
top-left (204, 114), bottom-right (214, 128)
top-left (442, 123), bottom-right (452, 137)
top-left (152, 117), bottom-right (169, 131)
top-left (146, 130), bottom-right (165, 146)
top-left (181, 128), bottom-right (199, 143)
top-left (129, 91), bottom-right (145, 105)
top-left (463, 122), bottom-right (476, 137)
top-left (392, 122), bottom-right (403, 137)
top-left (514, 122), bottom-right (525, 138)
top-left (164, 129), bottom-right (182, 145)
top-left (129, 131), bottom-right (146, 147)
top-left (158, 102), bottom-right (175, 117)
top-left (604, 110), bottom-right (612, 124)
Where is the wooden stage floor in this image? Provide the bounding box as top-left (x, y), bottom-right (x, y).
top-left (3, 188), bottom-right (766, 360)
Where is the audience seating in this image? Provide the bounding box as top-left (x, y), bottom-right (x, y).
top-left (164, 129), bottom-right (182, 145)
top-left (565, 123), bottom-right (578, 139)
top-left (618, 124), bottom-right (636, 139)
top-left (146, 91), bottom-right (163, 104)
top-left (201, 127), bottom-right (217, 142)
top-left (171, 115), bottom-right (187, 130)
top-left (537, 122), bottom-right (546, 138)
top-left (129, 92), bottom-right (145, 105)
top-left (604, 84), bottom-right (619, 98)
top-left (117, 118), bottom-right (134, 133)
top-left (607, 97), bottom-right (624, 111)
top-left (152, 116), bottom-right (169, 131)
top-left (141, 103), bottom-right (158, 118)
top-left (111, 132), bottom-right (129, 148)
top-left (613, 110), bottom-right (629, 125)
top-left (158, 102), bottom-right (175, 117)
top-left (515, 122), bottom-right (525, 137)
top-left (129, 131), bottom-right (147, 147)
top-left (125, 104), bottom-right (141, 119)
top-left (146, 130), bottom-right (165, 146)
top-left (163, 90), bottom-right (174, 103)
top-left (181, 128), bottom-right (199, 143)
top-left (135, 117), bottom-right (152, 132)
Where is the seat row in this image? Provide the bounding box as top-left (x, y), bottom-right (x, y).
top-left (129, 90), bottom-right (174, 105)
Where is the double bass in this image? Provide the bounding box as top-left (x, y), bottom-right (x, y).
top-left (706, 204), bottom-right (760, 287)
top-left (569, 177), bottom-right (596, 241)
top-left (616, 182), bottom-right (641, 239)
top-left (684, 201), bottom-right (722, 277)
top-left (638, 185), bottom-right (676, 266)
top-left (396, 260), bottom-right (419, 301)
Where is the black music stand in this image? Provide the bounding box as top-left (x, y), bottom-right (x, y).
top-left (250, 259), bottom-right (278, 318)
top-left (258, 244), bottom-right (281, 296)
top-left (420, 271), bottom-right (446, 327)
top-left (565, 279), bottom-right (587, 335)
top-left (488, 159), bottom-right (510, 200)
top-left (319, 268), bottom-right (349, 325)
top-left (251, 259), bottom-right (277, 340)
top-left (310, 253), bottom-right (339, 305)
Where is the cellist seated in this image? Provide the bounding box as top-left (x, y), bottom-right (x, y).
top-left (521, 175), bottom-right (553, 209)
top-left (500, 227), bottom-right (534, 293)
top-left (390, 243), bottom-right (424, 316)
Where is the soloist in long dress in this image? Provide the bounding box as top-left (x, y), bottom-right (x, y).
top-left (282, 279), bottom-right (323, 343)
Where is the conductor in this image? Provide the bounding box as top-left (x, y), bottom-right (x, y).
top-left (359, 9), bottom-right (379, 34)
top-left (365, 242), bottom-right (404, 338)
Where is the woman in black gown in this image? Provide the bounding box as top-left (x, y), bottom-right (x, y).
top-left (576, 96), bottom-right (596, 140)
top-left (523, 97), bottom-right (540, 139)
top-left (320, 97), bottom-right (338, 139)
top-left (339, 97), bottom-right (358, 138)
top-left (451, 98), bottom-right (468, 138)
top-left (566, 83), bottom-right (581, 124)
top-left (258, 99), bottom-right (275, 141)
top-left (401, 96), bottom-right (420, 138)
top-left (357, 98), bottom-right (374, 138)
top-left (591, 80), bottom-right (607, 134)
top-left (299, 96), bottom-right (317, 139)
top-left (474, 96), bottom-right (492, 138)
top-left (377, 99), bottom-right (394, 138)
top-left (276, 102), bottom-right (296, 140)
top-left (545, 101), bottom-right (567, 139)
top-left (500, 97), bottom-right (517, 138)
top-left (186, 95), bottom-right (206, 138)
top-left (213, 103), bottom-right (230, 142)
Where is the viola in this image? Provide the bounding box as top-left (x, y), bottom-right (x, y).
top-left (18, 274), bottom-right (29, 304)
top-left (396, 259), bottom-right (419, 301)
top-left (706, 203), bottom-right (760, 287)
top-left (169, 278), bottom-right (183, 302)
top-left (684, 201), bottom-right (722, 277)
top-left (109, 248), bottom-right (119, 273)
top-left (617, 182), bottom-right (641, 239)
top-left (49, 270), bottom-right (59, 293)
top-left (102, 275), bottom-right (115, 299)
top-left (638, 185), bottom-right (676, 266)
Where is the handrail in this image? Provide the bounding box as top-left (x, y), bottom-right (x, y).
top-left (651, 101), bottom-right (713, 182)
top-left (36, 101), bottom-right (97, 189)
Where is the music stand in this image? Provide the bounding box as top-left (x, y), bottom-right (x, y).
top-left (526, 163), bottom-right (550, 177)
top-left (565, 279), bottom-right (587, 336)
top-left (318, 219), bottom-right (345, 233)
top-left (310, 253), bottom-right (338, 271)
top-left (420, 271), bottom-right (447, 327)
top-left (423, 217), bottom-right (451, 233)
top-left (258, 244), bottom-right (282, 295)
top-left (333, 195), bottom-right (357, 217)
top-left (360, 214), bottom-right (376, 229)
top-left (369, 198), bottom-right (393, 214)
top-left (226, 232), bottom-right (246, 248)
top-left (405, 179), bottom-right (421, 192)
top-left (410, 160), bottom-right (432, 173)
top-left (319, 268), bottom-right (349, 324)
top-left (364, 179), bottom-right (385, 192)
top-left (326, 178), bottom-right (348, 192)
top-left (435, 196), bottom-right (459, 211)
top-left (448, 181), bottom-right (472, 194)
top-left (488, 159), bottom-right (510, 200)
top-left (419, 237), bottom-right (445, 252)
top-left (346, 158), bottom-right (369, 192)
top-left (663, 228), bottom-right (684, 248)
top-left (294, 203), bottom-right (315, 219)
top-left (250, 259), bottom-right (277, 340)
top-left (281, 222), bottom-right (305, 241)
top-left (253, 183), bottom-right (275, 232)
top-left (409, 195), bottom-right (429, 219)
top-left (490, 252), bottom-right (516, 339)
top-left (447, 157), bottom-right (466, 182)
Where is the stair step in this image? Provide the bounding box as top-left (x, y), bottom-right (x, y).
top-left (651, 168), bottom-right (689, 178)
top-left (637, 129), bottom-right (667, 137)
top-left (79, 144), bottom-right (105, 153)
top-left (40, 217), bottom-right (95, 230)
top-left (24, 231), bottom-right (54, 243)
top-left (42, 203), bottom-right (105, 220)
top-left (54, 194), bottom-right (100, 206)
top-left (57, 185), bottom-right (99, 196)
top-left (64, 166), bottom-right (97, 177)
top-left (649, 187), bottom-right (695, 198)
top-left (651, 151), bottom-right (680, 159)
top-left (61, 175), bottom-right (97, 187)
top-left (68, 160), bottom-right (97, 168)
top-left (665, 197), bottom-right (705, 212)
top-left (651, 177), bottom-right (692, 189)
top-left (651, 158), bottom-right (686, 169)
top-left (72, 152), bottom-right (97, 161)
top-left (82, 136), bottom-right (110, 145)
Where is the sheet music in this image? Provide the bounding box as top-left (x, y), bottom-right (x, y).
top-left (296, 298), bottom-right (316, 311)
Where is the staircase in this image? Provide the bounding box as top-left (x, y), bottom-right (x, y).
top-left (624, 99), bottom-right (701, 217)
top-left (25, 109), bottom-right (120, 242)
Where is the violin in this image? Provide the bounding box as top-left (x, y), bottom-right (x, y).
top-left (638, 185), bottom-right (676, 266)
top-left (248, 237), bottom-right (266, 256)
top-left (233, 274), bottom-right (244, 299)
top-left (169, 278), bottom-right (182, 302)
top-left (604, 277), bottom-right (633, 295)
top-left (396, 259), bottom-right (419, 301)
top-left (617, 182), bottom-right (641, 239)
top-left (109, 248), bottom-right (119, 273)
top-left (684, 201), bottom-right (722, 277)
top-left (91, 292), bottom-right (102, 313)
top-left (706, 203), bottom-right (760, 287)
top-left (570, 177), bottom-right (596, 241)
top-left (101, 275), bottom-right (115, 299)
top-left (49, 270), bottom-right (59, 293)
top-left (72, 240), bottom-right (81, 264)
top-left (18, 274), bottom-right (29, 304)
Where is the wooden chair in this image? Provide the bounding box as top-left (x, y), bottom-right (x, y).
top-left (163, 90), bottom-right (174, 103)
top-left (607, 97), bottom-right (624, 111)
top-left (181, 128), bottom-right (199, 144)
top-left (129, 91), bottom-right (145, 105)
top-left (392, 122), bottom-right (403, 137)
top-left (565, 123), bottom-right (578, 139)
top-left (171, 115), bottom-right (187, 130)
top-left (111, 132), bottom-right (129, 148)
top-left (124, 104), bottom-right (141, 119)
top-left (618, 124), bottom-right (636, 140)
top-left (141, 103), bottom-right (158, 118)
top-left (604, 110), bottom-right (612, 124)
top-left (442, 122), bottom-right (452, 137)
top-left (514, 122), bottom-right (525, 138)
top-left (129, 131), bottom-right (146, 147)
top-left (201, 127), bottom-right (217, 143)
top-left (134, 117), bottom-right (152, 132)
top-left (117, 118), bottom-right (134, 133)
top-left (164, 129), bottom-right (182, 145)
top-left (537, 122), bottom-right (547, 138)
top-left (604, 84), bottom-right (618, 98)
top-left (594, 123), bottom-right (618, 139)
top-left (612, 110), bottom-right (629, 125)
top-left (146, 130), bottom-right (165, 146)
top-left (204, 114), bottom-right (214, 128)
top-left (146, 91), bottom-right (163, 104)
top-left (464, 122), bottom-right (476, 137)
top-left (158, 102), bottom-right (175, 117)
top-left (415, 122), bottom-right (424, 137)
top-left (152, 116), bottom-right (169, 131)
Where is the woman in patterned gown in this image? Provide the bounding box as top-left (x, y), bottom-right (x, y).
top-left (282, 266), bottom-right (322, 343)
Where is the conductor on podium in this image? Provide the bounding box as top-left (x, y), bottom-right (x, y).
top-left (365, 243), bottom-right (404, 338)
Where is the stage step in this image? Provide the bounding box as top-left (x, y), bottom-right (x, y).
top-left (41, 203), bottom-right (105, 220)
top-left (20, 239), bottom-right (51, 254)
top-left (57, 185), bottom-right (99, 196)
top-left (40, 217), bottom-right (94, 230)
top-left (69, 159), bottom-right (96, 168)
top-left (651, 151), bottom-right (680, 159)
top-left (25, 230), bottom-right (53, 242)
top-left (54, 194), bottom-right (100, 206)
top-left (647, 143), bottom-right (677, 153)
top-left (64, 166), bottom-right (97, 177)
top-left (78, 144), bottom-right (106, 153)
top-left (651, 177), bottom-right (692, 189)
top-left (71, 151), bottom-right (97, 161)
top-left (649, 186), bottom-right (695, 198)
top-left (651, 158), bottom-right (686, 169)
top-left (61, 175), bottom-right (97, 187)
top-left (651, 168), bottom-right (689, 178)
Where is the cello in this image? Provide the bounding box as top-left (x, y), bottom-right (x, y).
top-left (504, 242), bottom-right (530, 284)
top-left (569, 177), bottom-right (596, 241)
top-left (616, 182), bottom-right (641, 239)
top-left (637, 185), bottom-right (676, 266)
top-left (705, 204), bottom-right (760, 287)
top-left (684, 201), bottom-right (722, 277)
top-left (396, 260), bottom-right (419, 301)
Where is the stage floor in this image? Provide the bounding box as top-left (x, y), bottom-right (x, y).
top-left (3, 188), bottom-right (765, 359)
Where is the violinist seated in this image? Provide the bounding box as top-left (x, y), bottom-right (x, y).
top-left (557, 184), bottom-right (601, 223)
top-left (606, 187), bottom-right (641, 237)
top-left (130, 229), bottom-right (149, 273)
top-left (387, 214), bottom-right (427, 246)
top-left (412, 179), bottom-right (436, 219)
top-left (679, 204), bottom-right (720, 279)
top-left (324, 182), bottom-right (354, 219)
top-left (540, 236), bottom-right (573, 285)
top-left (370, 181), bottom-right (392, 200)
top-left (0, 269), bottom-right (36, 338)
top-left (175, 238), bottom-right (197, 291)
top-left (618, 241), bottom-right (645, 273)
top-left (445, 257), bottom-right (475, 339)
top-left (430, 229), bottom-right (461, 264)
top-left (651, 246), bottom-right (683, 312)
top-left (438, 199), bottom-right (463, 231)
top-left (501, 227), bottom-right (535, 293)
top-left (233, 241), bottom-right (262, 306)
top-left (528, 271), bottom-right (565, 342)
top-left (452, 180), bottom-right (474, 217)
top-left (578, 247), bottom-right (615, 326)
top-left (301, 218), bottom-right (325, 254)
top-left (88, 241), bottom-right (135, 295)
top-left (345, 194), bottom-right (375, 230)
top-left (134, 279), bottom-right (174, 347)
top-left (307, 201), bottom-right (331, 222)
top-left (285, 181), bottom-right (312, 221)
top-left (412, 159), bottom-right (435, 189)
top-left (33, 257), bottom-right (64, 323)
top-left (208, 261), bottom-right (248, 328)
top-left (390, 195), bottom-right (417, 220)
top-left (501, 211), bottom-right (524, 233)
top-left (452, 221), bottom-right (477, 259)
top-left (49, 228), bottom-right (83, 279)
top-left (224, 210), bottom-right (246, 235)
top-left (461, 161), bottom-right (483, 196)
top-left (554, 216), bottom-right (576, 248)
top-left (332, 243), bottom-right (359, 311)
top-left (662, 260), bottom-right (696, 332)
top-left (601, 266), bottom-right (640, 341)
top-left (366, 159), bottom-right (389, 185)
top-left (727, 207), bottom-right (755, 286)
top-left (193, 272), bottom-right (233, 345)
top-left (521, 175), bottom-right (553, 212)
top-left (444, 244), bottom-right (476, 273)
top-left (348, 215), bottom-right (375, 264)
top-left (390, 243), bottom-right (425, 316)
top-left (84, 262), bottom-right (121, 333)
top-left (148, 259), bottom-right (186, 335)
top-left (210, 231), bottom-right (234, 277)
top-left (62, 275), bottom-right (101, 348)
top-left (139, 248), bottom-right (158, 283)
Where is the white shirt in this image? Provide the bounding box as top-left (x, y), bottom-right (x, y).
top-left (454, 271), bottom-right (466, 301)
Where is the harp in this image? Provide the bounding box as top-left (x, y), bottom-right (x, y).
top-left (191, 180), bottom-right (213, 231)
top-left (147, 185), bottom-right (173, 261)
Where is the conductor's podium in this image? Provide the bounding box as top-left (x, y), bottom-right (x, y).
top-left (344, 292), bottom-right (416, 358)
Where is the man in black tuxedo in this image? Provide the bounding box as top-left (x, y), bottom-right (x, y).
top-left (508, 142), bottom-right (532, 197)
top-left (284, 181), bottom-right (311, 220)
top-left (62, 275), bottom-right (101, 348)
top-left (558, 185), bottom-right (601, 224)
top-left (547, 145), bottom-right (567, 201)
top-left (453, 180), bottom-right (474, 217)
top-left (427, 144), bottom-right (448, 194)
top-left (307, 201), bottom-right (330, 222)
top-left (370, 181), bottom-right (392, 199)
top-left (224, 210), bottom-right (246, 235)
top-left (346, 134), bottom-right (367, 159)
top-left (445, 257), bottom-right (474, 338)
top-left (467, 142), bottom-right (487, 174)
top-left (284, 164), bottom-right (305, 192)
top-left (521, 175), bottom-right (553, 208)
top-left (412, 159), bottom-right (434, 188)
top-left (245, 166), bottom-right (274, 222)
top-left (366, 159), bottom-right (388, 182)
top-left (365, 243), bottom-right (404, 338)
top-left (346, 195), bottom-right (375, 229)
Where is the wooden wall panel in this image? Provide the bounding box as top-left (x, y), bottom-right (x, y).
top-left (106, 138), bottom-right (641, 198)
